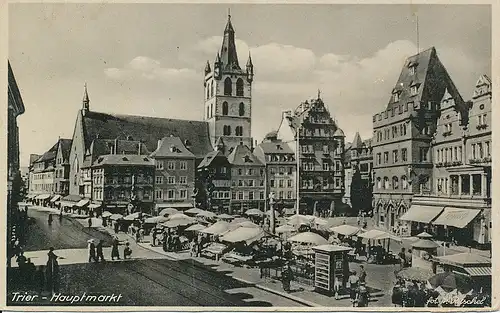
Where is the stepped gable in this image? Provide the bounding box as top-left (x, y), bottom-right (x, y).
top-left (227, 144), bottom-right (263, 166)
top-left (385, 47), bottom-right (465, 113)
top-left (82, 111), bottom-right (213, 158)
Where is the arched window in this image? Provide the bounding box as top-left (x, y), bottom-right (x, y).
top-left (377, 177), bottom-right (382, 189)
top-left (206, 105), bottom-right (209, 119)
top-left (239, 102), bottom-right (245, 116)
top-left (222, 102), bottom-right (229, 115)
top-left (384, 176), bottom-right (390, 189)
top-left (235, 126), bottom-right (243, 136)
top-left (212, 82), bottom-right (216, 97)
top-left (223, 125), bottom-right (231, 136)
top-left (210, 103), bottom-right (213, 118)
top-left (224, 77), bottom-right (232, 95)
top-left (393, 176), bottom-right (399, 189)
top-left (236, 78), bottom-right (244, 96)
top-left (403, 124), bottom-right (407, 135)
top-left (401, 176), bottom-right (408, 189)
top-left (208, 81), bottom-right (212, 98)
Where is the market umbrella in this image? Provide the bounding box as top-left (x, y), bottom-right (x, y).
top-left (201, 221), bottom-right (231, 235)
top-left (197, 211), bottom-right (217, 219)
top-left (221, 226), bottom-right (264, 244)
top-left (313, 217), bottom-right (329, 226)
top-left (417, 231), bottom-right (434, 239)
top-left (288, 214), bottom-right (314, 227)
top-left (217, 213), bottom-right (234, 220)
top-left (185, 224), bottom-right (206, 232)
top-left (144, 216), bottom-right (169, 224)
top-left (245, 208), bottom-right (264, 216)
top-left (236, 221), bottom-right (260, 228)
top-left (109, 213), bottom-right (123, 220)
top-left (185, 208), bottom-right (205, 215)
top-left (101, 211), bottom-right (112, 218)
top-left (288, 232), bottom-right (328, 245)
top-left (231, 217), bottom-right (251, 225)
top-left (123, 212), bottom-right (151, 221)
top-left (162, 218), bottom-right (195, 228)
top-left (169, 213), bottom-right (192, 220)
top-left (265, 210), bottom-right (280, 217)
top-left (159, 208), bottom-right (179, 216)
top-left (330, 224), bottom-right (362, 236)
top-left (396, 267), bottom-right (434, 281)
top-left (427, 271), bottom-right (474, 293)
top-left (276, 224), bottom-right (296, 234)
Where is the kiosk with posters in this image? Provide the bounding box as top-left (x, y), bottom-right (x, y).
top-left (312, 245), bottom-right (352, 296)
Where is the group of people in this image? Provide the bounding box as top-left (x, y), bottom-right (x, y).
top-left (398, 248), bottom-right (413, 269)
top-left (14, 247), bottom-right (62, 293)
top-left (87, 236), bottom-right (132, 263)
top-left (346, 267), bottom-right (369, 306)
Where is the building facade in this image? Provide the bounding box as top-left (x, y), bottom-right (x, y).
top-left (404, 74), bottom-right (492, 246)
top-left (203, 14), bottom-right (254, 154)
top-left (371, 47), bottom-right (466, 232)
top-left (53, 139), bottom-right (72, 196)
top-left (151, 136), bottom-right (196, 212)
top-left (196, 150), bottom-right (232, 213)
top-left (29, 141), bottom-right (59, 197)
top-left (277, 96), bottom-right (346, 216)
top-left (228, 144), bottom-right (265, 214)
top-left (91, 154), bottom-right (155, 214)
top-left (254, 131), bottom-right (297, 213)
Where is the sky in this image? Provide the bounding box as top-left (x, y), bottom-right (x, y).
top-left (9, 3), bottom-right (491, 166)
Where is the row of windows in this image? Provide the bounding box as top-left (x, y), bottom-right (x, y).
top-left (155, 160), bottom-right (188, 170)
top-left (269, 166), bottom-right (294, 175)
top-left (270, 179), bottom-right (294, 188)
top-left (299, 128), bottom-right (336, 138)
top-left (103, 189), bottom-right (152, 201)
top-left (31, 184), bottom-right (54, 192)
top-left (267, 154), bottom-right (295, 163)
top-left (301, 178), bottom-right (342, 189)
top-left (155, 189), bottom-right (189, 200)
top-left (301, 161), bottom-right (342, 172)
top-left (233, 168), bottom-right (265, 176)
top-left (213, 191), bottom-right (231, 199)
top-left (233, 179), bottom-right (264, 187)
top-left (376, 176), bottom-right (409, 190)
top-left (93, 188), bottom-right (103, 201)
top-left (222, 125), bottom-right (244, 136)
top-left (376, 147), bottom-right (429, 164)
top-left (232, 191), bottom-right (265, 200)
top-left (222, 102), bottom-right (245, 116)
top-left (436, 146), bottom-right (462, 163)
top-left (437, 174), bottom-right (485, 196)
top-left (32, 173), bottom-right (53, 180)
top-left (471, 141), bottom-right (491, 160)
top-left (374, 100), bottom-right (438, 122)
top-left (375, 123), bottom-right (407, 142)
top-left (206, 78), bottom-right (246, 100)
top-left (155, 176), bottom-right (188, 184)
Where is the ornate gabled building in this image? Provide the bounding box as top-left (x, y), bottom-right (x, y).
top-left (196, 150), bottom-right (232, 213)
top-left (371, 47), bottom-right (465, 233)
top-left (203, 13), bottom-right (254, 155)
top-left (276, 95), bottom-right (346, 216)
top-left (405, 74), bottom-right (492, 246)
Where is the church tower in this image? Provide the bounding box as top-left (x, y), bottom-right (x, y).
top-left (204, 13), bottom-right (254, 155)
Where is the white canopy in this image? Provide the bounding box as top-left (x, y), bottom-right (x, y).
top-left (162, 218), bottom-right (195, 228)
top-left (159, 208), bottom-right (180, 216)
top-left (358, 229), bottom-right (402, 242)
top-left (200, 221), bottom-right (230, 235)
top-left (245, 209), bottom-right (264, 216)
top-left (197, 211), bottom-right (217, 218)
top-left (101, 211), bottom-right (112, 218)
top-left (288, 232), bottom-right (328, 245)
top-left (217, 213), bottom-right (234, 220)
top-left (185, 224), bottom-right (207, 232)
top-left (144, 216), bottom-right (169, 224)
top-left (287, 214), bottom-right (314, 227)
top-left (221, 227), bottom-right (264, 244)
top-left (330, 224), bottom-right (363, 236)
top-left (109, 213), bottom-right (123, 220)
top-left (169, 213), bottom-right (192, 220)
top-left (123, 212), bottom-right (151, 221)
top-left (276, 224), bottom-right (296, 233)
top-left (185, 208), bottom-right (205, 215)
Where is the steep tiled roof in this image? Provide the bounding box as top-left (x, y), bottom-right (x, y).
top-left (385, 47), bottom-right (465, 112)
top-left (82, 111), bottom-right (213, 158)
top-left (8, 61), bottom-right (25, 115)
top-left (197, 150), bottom-right (227, 168)
top-left (150, 136), bottom-right (195, 159)
top-left (92, 154), bottom-right (154, 167)
top-left (59, 139), bottom-right (73, 161)
top-left (351, 132), bottom-right (363, 149)
top-left (227, 144), bottom-right (263, 166)
top-left (257, 140), bottom-right (294, 155)
top-left (36, 141), bottom-right (59, 162)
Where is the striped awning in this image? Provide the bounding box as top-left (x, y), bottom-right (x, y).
top-left (399, 205), bottom-right (444, 223)
top-left (60, 201), bottom-right (76, 207)
top-left (50, 195), bottom-right (62, 202)
top-left (432, 207), bottom-right (481, 228)
top-left (76, 199), bottom-right (90, 207)
top-left (464, 267), bottom-right (491, 276)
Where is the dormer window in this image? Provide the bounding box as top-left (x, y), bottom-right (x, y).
top-left (122, 157), bottom-right (128, 161)
top-left (243, 155), bottom-right (253, 163)
top-left (409, 66), bottom-right (416, 75)
top-left (393, 91), bottom-right (400, 102)
top-left (410, 83), bottom-right (419, 96)
top-left (408, 61), bottom-right (418, 75)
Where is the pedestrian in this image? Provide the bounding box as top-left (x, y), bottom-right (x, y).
top-left (114, 222), bottom-right (119, 234)
top-left (96, 239), bottom-right (105, 262)
top-left (281, 262), bottom-right (293, 292)
top-left (405, 249), bottom-right (412, 268)
top-left (88, 239), bottom-right (97, 263)
top-left (111, 236), bottom-right (120, 260)
top-left (48, 214), bottom-right (53, 225)
top-left (16, 251), bottom-right (27, 269)
top-left (348, 270), bottom-right (360, 304)
top-left (46, 247), bottom-right (60, 292)
top-left (135, 229), bottom-right (141, 243)
top-left (152, 229), bottom-right (157, 246)
top-left (59, 212), bottom-right (63, 222)
top-left (88, 217), bottom-right (92, 228)
top-left (359, 265), bottom-right (367, 284)
top-left (190, 239), bottom-right (196, 257)
top-left (356, 282), bottom-right (369, 307)
top-left (35, 265), bottom-right (45, 293)
top-left (124, 242), bottom-right (132, 259)
top-left (25, 258), bottom-right (36, 288)
top-left (398, 248), bottom-right (406, 269)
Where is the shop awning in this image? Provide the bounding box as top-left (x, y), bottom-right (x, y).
top-left (50, 195), bottom-right (62, 203)
top-left (60, 201), bottom-right (76, 207)
top-left (155, 202), bottom-right (193, 209)
top-left (88, 203), bottom-right (102, 209)
top-left (76, 199), bottom-right (90, 207)
top-left (36, 194), bottom-right (52, 200)
top-left (399, 205), bottom-right (444, 223)
top-left (464, 267), bottom-right (491, 277)
top-left (432, 207), bottom-right (481, 228)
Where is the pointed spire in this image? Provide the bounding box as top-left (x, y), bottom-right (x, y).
top-left (220, 11), bottom-right (240, 70)
top-left (317, 89), bottom-right (321, 100)
top-left (205, 60), bottom-right (211, 75)
top-left (246, 52), bottom-right (253, 68)
top-left (82, 83), bottom-right (90, 111)
top-left (351, 132), bottom-right (363, 149)
top-left (215, 52), bottom-right (221, 63)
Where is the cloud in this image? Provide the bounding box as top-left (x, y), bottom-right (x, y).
top-left (105, 56), bottom-right (198, 82)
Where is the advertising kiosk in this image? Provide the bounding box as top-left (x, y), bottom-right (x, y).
top-left (312, 245), bottom-right (352, 296)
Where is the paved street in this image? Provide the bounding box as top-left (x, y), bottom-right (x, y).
top-left (8, 207), bottom-right (306, 307)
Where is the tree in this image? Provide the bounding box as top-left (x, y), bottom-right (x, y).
top-left (350, 167), bottom-right (363, 215)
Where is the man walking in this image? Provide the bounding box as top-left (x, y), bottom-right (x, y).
top-left (111, 236), bottom-right (120, 260)
top-left (96, 239), bottom-right (105, 262)
top-left (88, 239), bottom-right (97, 263)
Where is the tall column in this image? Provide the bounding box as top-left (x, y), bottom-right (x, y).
top-left (458, 175), bottom-right (462, 196)
top-left (482, 173), bottom-right (487, 197)
top-left (469, 174), bottom-right (474, 197)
